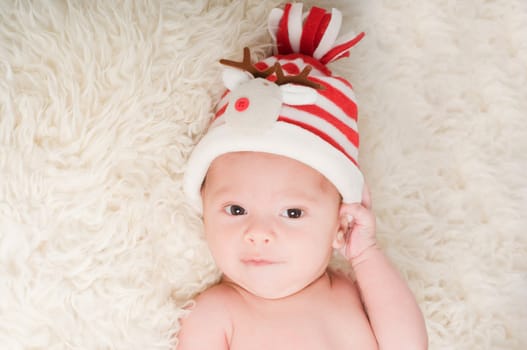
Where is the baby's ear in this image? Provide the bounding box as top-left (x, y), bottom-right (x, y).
top-left (332, 207), bottom-right (351, 249)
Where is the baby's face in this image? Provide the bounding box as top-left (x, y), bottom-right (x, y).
top-left (201, 151), bottom-right (344, 299)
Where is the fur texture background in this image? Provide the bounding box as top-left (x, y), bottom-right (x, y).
top-left (1, 0), bottom-right (526, 349)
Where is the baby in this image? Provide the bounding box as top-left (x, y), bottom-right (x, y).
top-left (178, 3), bottom-right (427, 349)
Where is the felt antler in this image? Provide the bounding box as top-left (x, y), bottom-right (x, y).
top-left (273, 63), bottom-right (323, 90)
top-left (220, 47), bottom-right (275, 79)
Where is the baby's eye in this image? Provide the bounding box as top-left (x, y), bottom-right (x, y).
top-left (280, 208), bottom-right (304, 219)
top-left (224, 205), bottom-right (247, 216)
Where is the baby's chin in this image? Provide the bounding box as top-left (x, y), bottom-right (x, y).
top-left (235, 276), bottom-right (319, 300)
top-left (222, 265), bottom-right (331, 300)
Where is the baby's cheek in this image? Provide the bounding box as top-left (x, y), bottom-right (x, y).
top-left (208, 244), bottom-right (234, 273)
top-left (205, 233), bottom-right (227, 254)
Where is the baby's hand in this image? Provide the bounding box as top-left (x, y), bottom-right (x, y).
top-left (337, 184), bottom-right (378, 265)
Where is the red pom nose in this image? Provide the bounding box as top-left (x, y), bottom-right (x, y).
top-left (235, 97), bottom-right (250, 111)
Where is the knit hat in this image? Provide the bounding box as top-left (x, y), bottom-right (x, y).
top-left (184, 2), bottom-right (365, 212)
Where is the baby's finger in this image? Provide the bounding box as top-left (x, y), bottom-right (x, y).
top-left (340, 202), bottom-right (375, 228)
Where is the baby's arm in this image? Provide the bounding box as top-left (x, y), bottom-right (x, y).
top-left (338, 188), bottom-right (428, 350)
top-left (176, 286), bottom-right (231, 349)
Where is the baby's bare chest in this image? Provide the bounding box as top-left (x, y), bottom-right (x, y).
top-left (230, 312), bottom-right (346, 349)
top-left (227, 288), bottom-right (373, 349)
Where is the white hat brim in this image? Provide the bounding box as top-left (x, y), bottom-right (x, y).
top-left (183, 122), bottom-right (364, 213)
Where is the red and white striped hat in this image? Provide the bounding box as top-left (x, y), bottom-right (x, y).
top-left (184, 2), bottom-right (365, 211)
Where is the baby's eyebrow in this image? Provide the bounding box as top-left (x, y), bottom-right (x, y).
top-left (204, 185), bottom-right (237, 200)
top-left (278, 190), bottom-right (319, 204)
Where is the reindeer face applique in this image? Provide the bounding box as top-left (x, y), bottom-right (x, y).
top-left (217, 48), bottom-right (322, 134)
top-left (222, 76), bottom-right (283, 133)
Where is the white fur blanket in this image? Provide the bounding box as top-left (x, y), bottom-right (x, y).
top-left (1, 0), bottom-right (526, 349)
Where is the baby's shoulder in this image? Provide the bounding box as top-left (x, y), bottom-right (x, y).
top-left (177, 284), bottom-right (238, 349)
top-left (192, 282), bottom-right (241, 313)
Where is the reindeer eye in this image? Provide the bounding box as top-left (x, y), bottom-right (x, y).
top-left (234, 97), bottom-right (250, 111)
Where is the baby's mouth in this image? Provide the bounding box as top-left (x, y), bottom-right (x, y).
top-left (241, 258), bottom-right (279, 266)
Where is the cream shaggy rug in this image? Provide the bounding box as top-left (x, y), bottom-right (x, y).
top-left (1, 0), bottom-right (526, 349)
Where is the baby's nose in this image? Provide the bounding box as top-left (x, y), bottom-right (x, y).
top-left (244, 227), bottom-right (273, 245)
